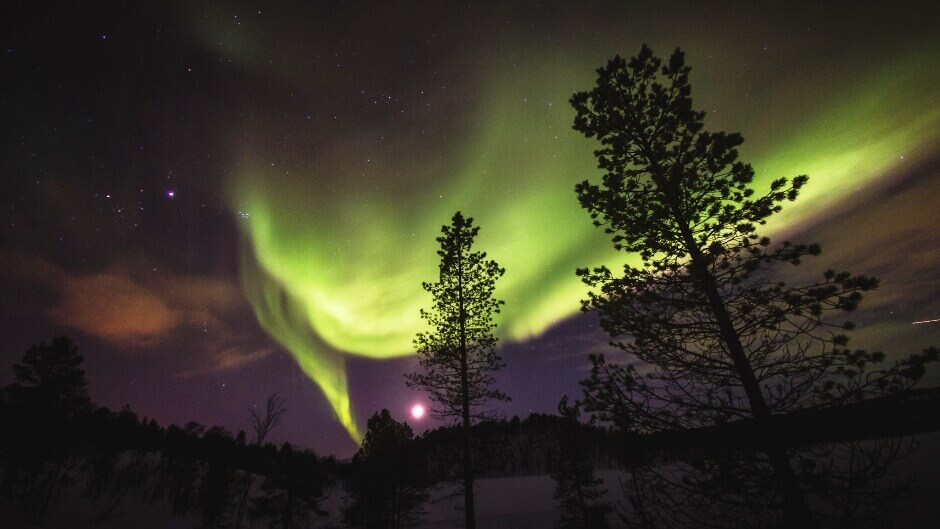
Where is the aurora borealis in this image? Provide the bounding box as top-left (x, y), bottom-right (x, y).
top-left (1, 1), bottom-right (938, 455)
top-left (229, 17), bottom-right (938, 440)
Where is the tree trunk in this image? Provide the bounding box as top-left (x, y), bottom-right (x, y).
top-left (457, 233), bottom-right (476, 529)
top-left (675, 214), bottom-right (816, 529)
top-left (393, 483), bottom-right (402, 529)
top-left (38, 458), bottom-right (65, 520)
top-left (648, 165), bottom-right (815, 527)
top-left (282, 488), bottom-right (294, 529)
top-left (234, 472), bottom-right (253, 529)
top-left (576, 478), bottom-right (590, 529)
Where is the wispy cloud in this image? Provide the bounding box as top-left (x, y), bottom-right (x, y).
top-left (0, 250), bottom-right (273, 375)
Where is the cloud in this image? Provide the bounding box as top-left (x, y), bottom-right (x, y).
top-left (47, 271), bottom-right (181, 343)
top-left (174, 346), bottom-right (276, 378)
top-left (0, 250), bottom-right (272, 375)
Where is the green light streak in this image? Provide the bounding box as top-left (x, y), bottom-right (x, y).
top-left (752, 50), bottom-right (939, 231)
top-left (232, 48), bottom-right (938, 442)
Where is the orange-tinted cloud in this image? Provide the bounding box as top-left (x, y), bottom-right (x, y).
top-left (47, 272), bottom-right (181, 343)
top-left (0, 250), bottom-right (272, 375)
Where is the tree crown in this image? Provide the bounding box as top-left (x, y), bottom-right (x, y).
top-left (9, 335), bottom-right (90, 414)
top-left (571, 44), bottom-right (805, 263)
top-left (406, 211), bottom-right (509, 422)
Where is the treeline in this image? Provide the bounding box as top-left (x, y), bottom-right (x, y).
top-left (416, 411), bottom-right (618, 480)
top-left (0, 336), bottom-right (620, 528)
top-left (0, 337), bottom-right (335, 528)
top-left (3, 334), bottom-right (938, 528)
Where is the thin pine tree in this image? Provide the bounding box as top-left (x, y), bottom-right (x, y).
top-left (406, 211), bottom-right (510, 529)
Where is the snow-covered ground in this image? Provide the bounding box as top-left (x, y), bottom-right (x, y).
top-left (0, 472), bottom-right (623, 529)
top-left (417, 470), bottom-right (626, 529)
top-left (3, 434), bottom-right (938, 528)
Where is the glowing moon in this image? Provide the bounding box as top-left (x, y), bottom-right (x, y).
top-left (410, 403), bottom-right (425, 420)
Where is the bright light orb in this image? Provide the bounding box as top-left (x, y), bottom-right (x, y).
top-left (410, 403), bottom-right (425, 420)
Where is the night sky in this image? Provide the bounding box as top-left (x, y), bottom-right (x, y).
top-left (1, 1), bottom-right (938, 457)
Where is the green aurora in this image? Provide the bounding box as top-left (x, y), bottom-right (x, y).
top-left (229, 46), bottom-right (938, 442)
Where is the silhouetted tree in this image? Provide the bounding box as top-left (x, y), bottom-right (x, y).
top-left (198, 426), bottom-right (237, 528)
top-left (343, 409), bottom-right (429, 528)
top-left (3, 336), bottom-right (91, 520)
top-left (249, 443), bottom-right (329, 529)
top-left (162, 423), bottom-right (203, 515)
top-left (570, 45), bottom-right (937, 529)
top-left (551, 397), bottom-right (609, 529)
top-left (406, 211), bottom-right (509, 529)
top-left (84, 406), bottom-right (154, 522)
top-left (235, 393), bottom-right (288, 529)
top-left (7, 336), bottom-right (90, 416)
top-left (250, 476), bottom-right (311, 529)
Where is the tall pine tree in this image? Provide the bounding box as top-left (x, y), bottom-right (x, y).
top-left (570, 45), bottom-right (936, 528)
top-left (343, 409), bottom-right (428, 528)
top-left (406, 211), bottom-right (509, 529)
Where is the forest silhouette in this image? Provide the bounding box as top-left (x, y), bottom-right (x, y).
top-left (1, 45), bottom-right (938, 529)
